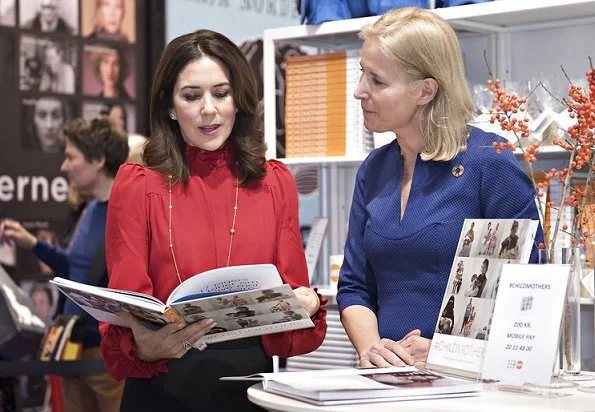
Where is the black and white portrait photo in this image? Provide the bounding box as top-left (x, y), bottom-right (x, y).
top-left (20, 35), bottom-right (77, 94)
top-left (82, 100), bottom-right (136, 133)
top-left (19, 0), bottom-right (78, 35)
top-left (0, 0), bottom-right (16, 26)
top-left (21, 96), bottom-right (75, 153)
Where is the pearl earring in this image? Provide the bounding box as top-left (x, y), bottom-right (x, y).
top-left (169, 112), bottom-right (176, 120)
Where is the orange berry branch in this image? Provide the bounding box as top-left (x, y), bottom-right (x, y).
top-left (485, 55), bottom-right (595, 262)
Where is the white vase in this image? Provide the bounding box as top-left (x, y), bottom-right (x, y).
top-left (555, 247), bottom-right (581, 375)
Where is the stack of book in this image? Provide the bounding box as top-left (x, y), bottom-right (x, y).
top-left (285, 50), bottom-right (368, 158)
top-left (225, 366), bottom-right (481, 406)
top-left (286, 309), bottom-right (358, 371)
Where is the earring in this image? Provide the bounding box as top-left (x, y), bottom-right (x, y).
top-left (169, 111), bottom-right (176, 120)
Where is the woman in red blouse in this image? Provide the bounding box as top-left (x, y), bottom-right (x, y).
top-left (100, 29), bottom-right (327, 411)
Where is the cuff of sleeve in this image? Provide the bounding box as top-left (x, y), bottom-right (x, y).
top-left (31, 239), bottom-right (49, 258)
top-left (119, 330), bottom-right (139, 361)
top-left (337, 293), bottom-right (377, 315)
top-left (311, 287), bottom-right (328, 321)
top-left (100, 323), bottom-right (168, 380)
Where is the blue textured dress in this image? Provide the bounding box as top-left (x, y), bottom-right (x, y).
top-left (336, 127), bottom-right (542, 340)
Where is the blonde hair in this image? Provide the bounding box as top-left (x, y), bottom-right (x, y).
top-left (94, 0), bottom-right (126, 37)
top-left (360, 7), bottom-right (474, 161)
top-left (127, 133), bottom-right (147, 165)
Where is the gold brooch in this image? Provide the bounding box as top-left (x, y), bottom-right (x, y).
top-left (452, 165), bottom-right (464, 177)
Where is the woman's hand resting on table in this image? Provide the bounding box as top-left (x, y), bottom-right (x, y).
top-left (359, 329), bottom-right (431, 369)
top-left (118, 312), bottom-right (216, 363)
top-left (293, 286), bottom-right (320, 317)
top-left (398, 329), bottom-right (431, 369)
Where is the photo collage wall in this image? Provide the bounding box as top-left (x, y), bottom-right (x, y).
top-left (0, 0), bottom-right (149, 320)
top-left (16, 0), bottom-right (138, 149)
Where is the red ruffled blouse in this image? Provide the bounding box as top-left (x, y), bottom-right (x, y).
top-left (99, 145), bottom-right (327, 380)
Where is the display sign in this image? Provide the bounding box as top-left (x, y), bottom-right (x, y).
top-left (482, 264), bottom-right (569, 385)
top-left (304, 217), bottom-right (328, 281)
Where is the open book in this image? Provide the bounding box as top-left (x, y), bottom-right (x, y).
top-left (50, 264), bottom-right (314, 345)
top-left (223, 367), bottom-right (481, 406)
top-left (427, 218), bottom-right (539, 378)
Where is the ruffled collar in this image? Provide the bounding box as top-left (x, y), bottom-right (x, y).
top-left (185, 143), bottom-right (233, 173)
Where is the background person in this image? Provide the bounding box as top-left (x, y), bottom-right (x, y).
top-left (1, 117), bottom-right (129, 412)
top-left (336, 7), bottom-right (541, 370)
top-left (100, 29), bottom-right (327, 411)
top-left (30, 283), bottom-right (54, 325)
top-left (125, 133), bottom-right (147, 164)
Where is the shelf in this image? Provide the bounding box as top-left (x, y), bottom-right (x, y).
top-left (276, 144), bottom-right (568, 166)
top-left (316, 287), bottom-right (594, 305)
top-left (263, 0), bottom-right (595, 159)
top-left (280, 155), bottom-right (367, 166)
top-left (438, 0), bottom-right (595, 32)
top-left (513, 145), bottom-right (569, 158)
top-left (263, 0), bottom-right (595, 46)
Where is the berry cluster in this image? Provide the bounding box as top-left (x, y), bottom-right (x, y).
top-left (562, 66), bottom-right (595, 244)
top-left (487, 79), bottom-right (539, 163)
top-left (487, 78), bottom-right (530, 137)
top-left (487, 63), bottom-right (595, 247)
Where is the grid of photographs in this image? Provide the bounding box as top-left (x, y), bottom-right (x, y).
top-left (13, 0), bottom-right (137, 154)
top-left (434, 219), bottom-right (538, 341)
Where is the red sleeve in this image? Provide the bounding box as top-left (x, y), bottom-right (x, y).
top-left (99, 163), bottom-right (168, 380)
top-left (261, 161), bottom-right (327, 358)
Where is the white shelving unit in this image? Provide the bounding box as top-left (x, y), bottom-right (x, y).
top-left (262, 0), bottom-right (595, 366)
top-left (263, 0), bottom-right (595, 161)
top-left (264, 0), bottom-right (595, 270)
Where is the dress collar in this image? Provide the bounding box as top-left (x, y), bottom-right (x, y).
top-left (185, 143), bottom-right (233, 173)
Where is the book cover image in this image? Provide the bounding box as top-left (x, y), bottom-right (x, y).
top-left (364, 370), bottom-right (447, 389)
top-left (427, 218), bottom-right (538, 378)
top-left (50, 283), bottom-right (172, 327)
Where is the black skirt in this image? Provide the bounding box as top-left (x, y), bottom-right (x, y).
top-left (120, 337), bottom-right (271, 412)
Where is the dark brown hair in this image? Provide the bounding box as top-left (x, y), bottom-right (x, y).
top-left (61, 117), bottom-right (129, 178)
top-left (143, 29), bottom-right (266, 185)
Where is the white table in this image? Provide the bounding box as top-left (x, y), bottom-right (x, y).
top-left (248, 381), bottom-right (595, 412)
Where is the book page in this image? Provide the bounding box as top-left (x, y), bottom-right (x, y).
top-left (170, 284), bottom-right (313, 344)
top-left (166, 264), bottom-right (283, 305)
